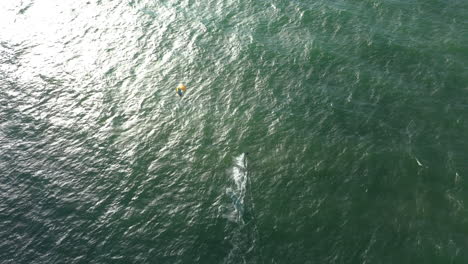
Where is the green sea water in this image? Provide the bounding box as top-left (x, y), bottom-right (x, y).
top-left (1, 0), bottom-right (468, 263)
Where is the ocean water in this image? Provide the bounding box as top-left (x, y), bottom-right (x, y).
top-left (1, 0), bottom-right (467, 263)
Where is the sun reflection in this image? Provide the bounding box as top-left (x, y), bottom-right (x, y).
top-left (2, 1), bottom-right (108, 81)
top-left (1, 0), bottom-right (148, 129)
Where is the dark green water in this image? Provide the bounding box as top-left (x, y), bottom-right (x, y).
top-left (1, 0), bottom-right (468, 263)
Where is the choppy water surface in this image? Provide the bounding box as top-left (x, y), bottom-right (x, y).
top-left (1, 0), bottom-right (467, 263)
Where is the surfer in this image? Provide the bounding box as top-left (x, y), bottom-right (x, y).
top-left (176, 84), bottom-right (187, 97)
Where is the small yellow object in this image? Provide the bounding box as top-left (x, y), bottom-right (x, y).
top-left (176, 84), bottom-right (187, 96)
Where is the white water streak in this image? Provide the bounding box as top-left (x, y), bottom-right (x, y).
top-left (226, 153), bottom-right (247, 224)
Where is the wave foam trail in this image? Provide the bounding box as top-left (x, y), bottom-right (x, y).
top-left (224, 153), bottom-right (261, 263)
top-left (226, 153), bottom-right (248, 224)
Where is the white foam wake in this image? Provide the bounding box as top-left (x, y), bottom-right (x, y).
top-left (226, 153), bottom-right (248, 224)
